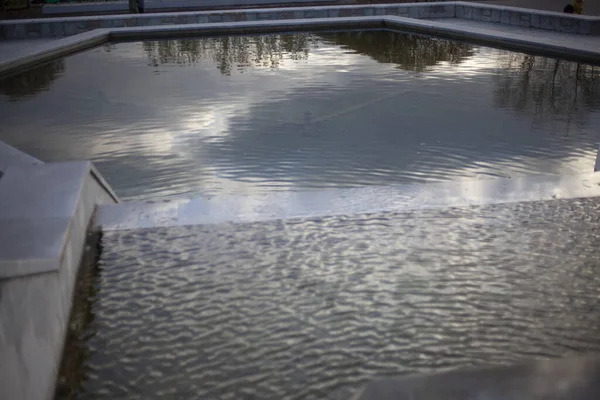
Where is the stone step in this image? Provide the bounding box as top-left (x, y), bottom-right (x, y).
top-left (95, 171), bottom-right (600, 231)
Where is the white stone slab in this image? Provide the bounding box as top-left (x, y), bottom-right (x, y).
top-left (0, 161), bottom-right (88, 219)
top-left (0, 141), bottom-right (42, 173)
top-left (0, 218), bottom-right (70, 278)
top-left (0, 159), bottom-right (118, 279)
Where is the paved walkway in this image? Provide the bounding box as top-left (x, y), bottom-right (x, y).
top-left (433, 17), bottom-right (600, 49)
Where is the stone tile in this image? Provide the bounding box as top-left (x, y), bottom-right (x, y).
top-left (463, 6), bottom-right (473, 19)
top-left (491, 9), bottom-right (501, 22)
top-left (408, 6), bottom-right (425, 19)
top-left (63, 22), bottom-right (76, 36)
top-left (559, 18), bottom-right (579, 33)
top-left (580, 20), bottom-right (591, 34)
top-left (510, 11), bottom-right (520, 26)
top-left (13, 24), bottom-right (26, 38)
top-left (40, 23), bottom-right (52, 37)
top-left (541, 15), bottom-right (555, 30)
top-left (455, 5), bottom-right (465, 18)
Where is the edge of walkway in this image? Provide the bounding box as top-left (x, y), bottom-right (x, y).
top-left (1, 11), bottom-right (599, 77)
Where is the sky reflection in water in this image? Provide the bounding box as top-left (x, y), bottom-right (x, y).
top-left (1, 31), bottom-right (599, 200)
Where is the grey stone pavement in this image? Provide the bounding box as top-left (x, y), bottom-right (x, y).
top-left (434, 17), bottom-right (600, 48)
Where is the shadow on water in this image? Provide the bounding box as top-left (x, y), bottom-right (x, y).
top-left (54, 232), bottom-right (102, 400)
top-left (0, 60), bottom-right (65, 101)
top-left (317, 30), bottom-right (474, 72)
top-left (493, 54), bottom-right (600, 127)
top-left (140, 30), bottom-right (474, 73)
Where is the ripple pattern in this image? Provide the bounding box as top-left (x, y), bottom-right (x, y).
top-left (1, 32), bottom-right (600, 200)
top-left (76, 197), bottom-right (600, 399)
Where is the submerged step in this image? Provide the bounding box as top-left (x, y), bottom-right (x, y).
top-left (72, 196), bottom-right (600, 398)
top-left (95, 172), bottom-right (600, 231)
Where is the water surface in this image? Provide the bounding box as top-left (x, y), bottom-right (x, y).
top-left (1, 31), bottom-right (599, 200)
top-left (69, 197), bottom-right (600, 399)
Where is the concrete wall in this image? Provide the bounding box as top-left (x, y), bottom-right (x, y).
top-left (0, 145), bottom-right (118, 400)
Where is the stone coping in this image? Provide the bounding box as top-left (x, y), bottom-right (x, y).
top-left (42, 1), bottom-right (129, 15)
top-left (95, 172), bottom-right (600, 231)
top-left (1, 2), bottom-right (598, 39)
top-left (0, 155), bottom-right (117, 400)
top-left (0, 160), bottom-right (118, 279)
top-left (40, 0), bottom-right (335, 15)
top-left (1, 14), bottom-right (599, 77)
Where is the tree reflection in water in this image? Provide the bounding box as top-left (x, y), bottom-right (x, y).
top-left (0, 60), bottom-right (65, 101)
top-left (141, 31), bottom-right (475, 74)
top-left (493, 55), bottom-right (600, 132)
top-left (318, 30), bottom-right (474, 72)
top-left (142, 34), bottom-right (314, 75)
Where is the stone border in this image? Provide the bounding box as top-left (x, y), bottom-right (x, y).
top-left (41, 0), bottom-right (334, 15)
top-left (2, 2), bottom-right (598, 39)
top-left (1, 14), bottom-right (599, 77)
top-left (0, 161), bottom-right (118, 279)
top-left (0, 155), bottom-right (117, 400)
top-left (42, 1), bottom-right (129, 15)
top-left (454, 1), bottom-right (600, 34)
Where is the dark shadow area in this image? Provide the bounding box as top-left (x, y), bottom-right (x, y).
top-left (0, 59), bottom-right (65, 101)
top-left (54, 231), bottom-right (102, 400)
top-left (493, 54), bottom-right (600, 128)
top-left (142, 33), bottom-right (314, 74)
top-left (318, 30), bottom-right (474, 72)
top-left (140, 31), bottom-right (475, 74)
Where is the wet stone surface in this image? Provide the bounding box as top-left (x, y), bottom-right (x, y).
top-left (78, 197), bottom-right (600, 399)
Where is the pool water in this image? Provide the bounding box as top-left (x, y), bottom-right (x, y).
top-left (68, 197), bottom-right (600, 399)
top-left (1, 31), bottom-right (599, 200)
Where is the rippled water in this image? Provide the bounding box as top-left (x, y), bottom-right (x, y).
top-left (1, 31), bottom-right (600, 200)
top-left (65, 197), bottom-right (600, 399)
